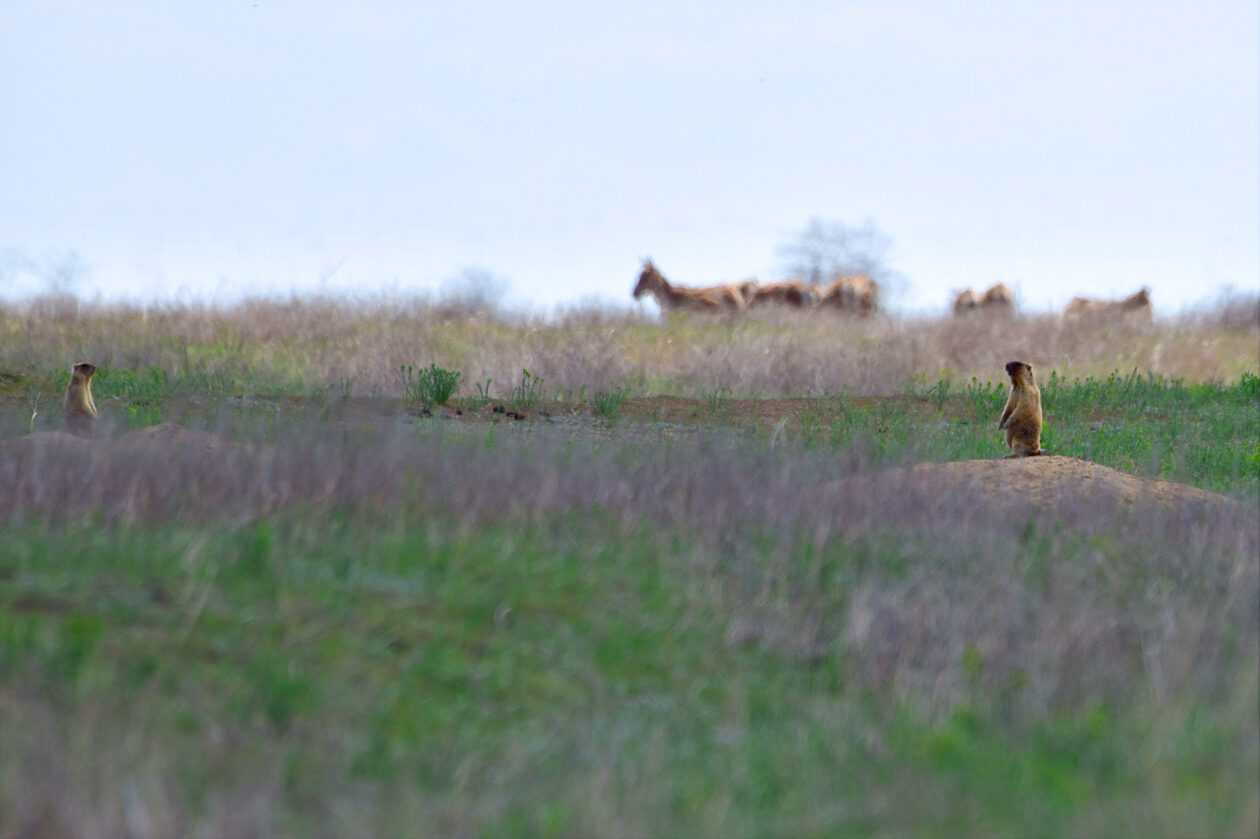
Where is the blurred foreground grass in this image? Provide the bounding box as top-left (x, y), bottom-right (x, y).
top-left (3, 505), bottom-right (1256, 838)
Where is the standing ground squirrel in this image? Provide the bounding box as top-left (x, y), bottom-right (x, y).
top-left (64, 361), bottom-right (98, 437)
top-left (999, 360), bottom-right (1043, 457)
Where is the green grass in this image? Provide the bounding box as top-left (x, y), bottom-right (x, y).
top-left (786, 372), bottom-right (1260, 495)
top-left (2, 515), bottom-right (1253, 837)
top-left (7, 366), bottom-right (1258, 495)
top-left (49, 363), bottom-right (311, 402)
top-left (7, 358), bottom-right (1260, 506)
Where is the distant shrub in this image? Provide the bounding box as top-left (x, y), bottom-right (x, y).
top-left (401, 363), bottom-right (461, 407)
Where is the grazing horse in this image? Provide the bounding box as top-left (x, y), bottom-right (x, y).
top-left (739, 279), bottom-right (818, 309)
top-left (954, 283), bottom-right (1015, 316)
top-left (1064, 287), bottom-right (1152, 322)
top-left (632, 260), bottom-right (746, 312)
top-left (817, 274), bottom-right (878, 317)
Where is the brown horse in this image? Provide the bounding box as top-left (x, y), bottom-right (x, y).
top-left (953, 283), bottom-right (1014, 316)
top-left (817, 274), bottom-right (878, 317)
top-left (1064, 287), bottom-right (1152, 322)
top-left (633, 260), bottom-right (746, 312)
top-left (739, 279), bottom-right (818, 308)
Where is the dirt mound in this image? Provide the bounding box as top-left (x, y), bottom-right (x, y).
top-left (895, 455), bottom-right (1231, 509)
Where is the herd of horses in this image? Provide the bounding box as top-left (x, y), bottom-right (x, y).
top-left (633, 259), bottom-right (1154, 321)
top-left (633, 260), bottom-right (877, 316)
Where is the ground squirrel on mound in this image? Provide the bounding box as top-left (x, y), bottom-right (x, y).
top-left (64, 361), bottom-right (98, 437)
top-left (998, 360), bottom-right (1042, 457)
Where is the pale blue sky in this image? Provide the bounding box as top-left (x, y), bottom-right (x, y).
top-left (3, 1), bottom-right (1257, 313)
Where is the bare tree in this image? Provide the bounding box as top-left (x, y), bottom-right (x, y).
top-left (0, 248), bottom-right (88, 296)
top-left (45, 250), bottom-right (88, 294)
top-left (438, 267), bottom-right (510, 314)
top-left (777, 217), bottom-right (906, 300)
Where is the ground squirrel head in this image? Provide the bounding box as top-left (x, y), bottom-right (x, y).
top-left (1005, 360), bottom-right (1035, 384)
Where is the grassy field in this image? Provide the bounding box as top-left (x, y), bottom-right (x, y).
top-left (1, 296), bottom-right (1257, 838)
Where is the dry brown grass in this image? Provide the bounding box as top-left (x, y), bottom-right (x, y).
top-left (1, 294), bottom-right (1255, 399)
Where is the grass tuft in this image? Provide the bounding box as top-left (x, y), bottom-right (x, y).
top-left (400, 363), bottom-right (461, 407)
top-left (510, 368), bottom-right (545, 410)
top-left (592, 387), bottom-right (629, 421)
